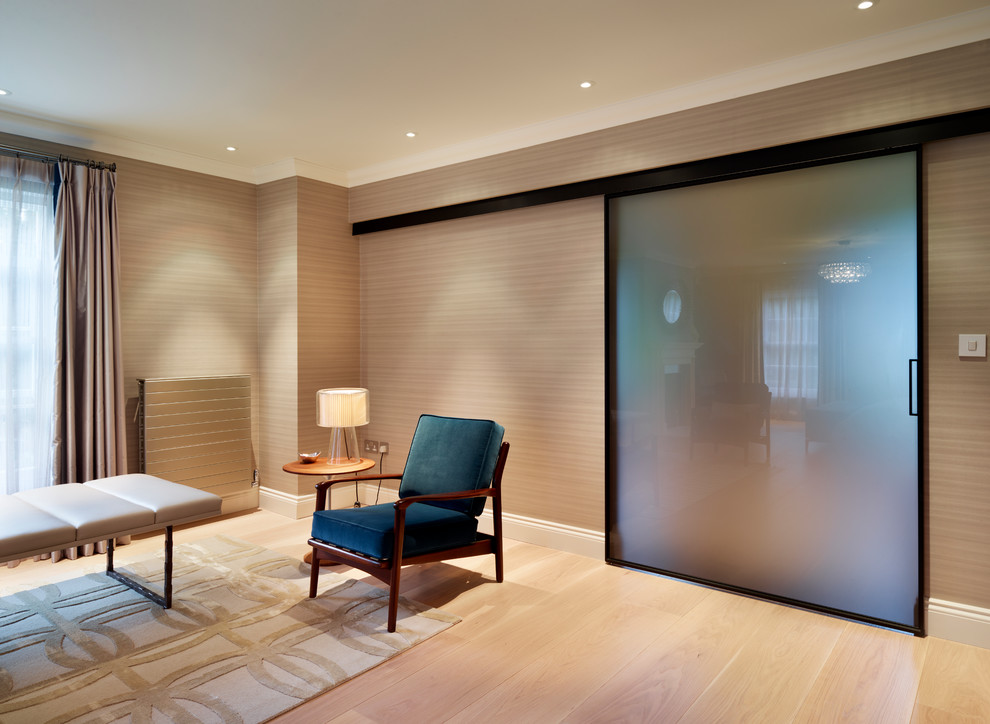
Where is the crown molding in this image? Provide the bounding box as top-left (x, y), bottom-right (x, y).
top-left (0, 109), bottom-right (260, 183)
top-left (4, 8), bottom-right (989, 188)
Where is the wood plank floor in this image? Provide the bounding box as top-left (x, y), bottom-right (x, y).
top-left (4, 509), bottom-right (990, 723)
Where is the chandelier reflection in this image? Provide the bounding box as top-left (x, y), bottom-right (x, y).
top-left (817, 261), bottom-right (872, 284)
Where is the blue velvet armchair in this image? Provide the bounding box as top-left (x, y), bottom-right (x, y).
top-left (308, 414), bottom-right (509, 632)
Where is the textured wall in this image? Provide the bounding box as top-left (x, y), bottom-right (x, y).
top-left (258, 178), bottom-right (300, 497)
top-left (360, 198), bottom-right (605, 530)
top-left (296, 177), bottom-right (361, 467)
top-left (258, 177), bottom-right (359, 501)
top-left (926, 131), bottom-right (990, 607)
top-left (116, 159), bottom-right (260, 512)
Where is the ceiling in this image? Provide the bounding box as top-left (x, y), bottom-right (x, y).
top-left (2, 0), bottom-right (989, 187)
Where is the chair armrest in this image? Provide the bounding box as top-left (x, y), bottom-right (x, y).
top-left (393, 487), bottom-right (496, 511)
top-left (388, 488), bottom-right (498, 565)
top-left (313, 474), bottom-right (403, 511)
top-left (313, 473), bottom-right (401, 493)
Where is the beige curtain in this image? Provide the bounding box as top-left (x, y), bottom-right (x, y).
top-left (53, 161), bottom-right (127, 486)
top-left (741, 280), bottom-right (764, 385)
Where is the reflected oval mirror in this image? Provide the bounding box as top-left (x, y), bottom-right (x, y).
top-left (662, 289), bottom-right (682, 323)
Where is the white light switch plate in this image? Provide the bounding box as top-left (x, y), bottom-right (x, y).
top-left (958, 334), bottom-right (986, 358)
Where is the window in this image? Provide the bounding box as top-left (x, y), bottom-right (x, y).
top-left (1, 157), bottom-right (56, 493)
top-left (762, 279), bottom-right (819, 419)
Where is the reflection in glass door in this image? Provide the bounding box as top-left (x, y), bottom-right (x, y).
top-left (607, 151), bottom-right (921, 630)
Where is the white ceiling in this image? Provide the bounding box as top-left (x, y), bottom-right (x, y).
top-left (2, 0), bottom-right (989, 187)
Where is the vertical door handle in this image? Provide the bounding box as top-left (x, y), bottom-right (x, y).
top-left (909, 359), bottom-right (919, 417)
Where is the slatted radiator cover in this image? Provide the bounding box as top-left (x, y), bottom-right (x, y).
top-left (138, 375), bottom-right (256, 513)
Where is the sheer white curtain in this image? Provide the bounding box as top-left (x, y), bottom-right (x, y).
top-left (1, 157), bottom-right (58, 494)
top-left (762, 276), bottom-right (819, 420)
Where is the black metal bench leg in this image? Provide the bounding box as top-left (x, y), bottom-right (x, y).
top-left (105, 525), bottom-right (173, 608)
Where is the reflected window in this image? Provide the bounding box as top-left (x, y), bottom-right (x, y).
top-left (662, 289), bottom-right (681, 323)
top-left (762, 279), bottom-right (819, 420)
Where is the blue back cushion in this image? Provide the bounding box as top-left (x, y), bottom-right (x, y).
top-left (398, 415), bottom-right (504, 516)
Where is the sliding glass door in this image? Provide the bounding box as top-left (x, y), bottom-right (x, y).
top-left (607, 150), bottom-right (921, 631)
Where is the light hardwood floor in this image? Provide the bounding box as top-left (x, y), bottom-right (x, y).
top-left (4, 509), bottom-right (989, 723)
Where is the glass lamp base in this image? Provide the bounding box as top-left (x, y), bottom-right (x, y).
top-left (327, 426), bottom-right (360, 464)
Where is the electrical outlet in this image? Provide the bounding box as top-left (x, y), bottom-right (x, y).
top-left (379, 442), bottom-right (389, 454)
top-left (364, 439), bottom-right (379, 453)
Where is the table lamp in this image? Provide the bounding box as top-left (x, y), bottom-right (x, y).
top-left (316, 388), bottom-right (369, 465)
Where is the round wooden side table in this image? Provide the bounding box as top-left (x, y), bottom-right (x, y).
top-left (282, 456), bottom-right (375, 478)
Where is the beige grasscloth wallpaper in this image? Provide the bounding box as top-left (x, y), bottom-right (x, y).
top-left (258, 176), bottom-right (359, 507)
top-left (116, 159), bottom-right (260, 513)
top-left (2, 38), bottom-right (989, 613)
top-left (359, 198), bottom-right (605, 530)
top-left (925, 132), bottom-right (990, 608)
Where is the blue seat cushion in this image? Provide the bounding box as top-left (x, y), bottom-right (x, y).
top-left (312, 502), bottom-right (480, 561)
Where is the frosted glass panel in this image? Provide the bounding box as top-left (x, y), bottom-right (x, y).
top-left (608, 152), bottom-right (919, 629)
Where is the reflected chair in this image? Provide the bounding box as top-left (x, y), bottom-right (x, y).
top-left (690, 382), bottom-right (771, 464)
top-left (308, 414), bottom-right (509, 632)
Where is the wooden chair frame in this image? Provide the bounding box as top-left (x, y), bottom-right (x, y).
top-left (308, 441), bottom-right (509, 632)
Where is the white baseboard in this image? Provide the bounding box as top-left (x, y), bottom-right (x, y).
top-left (928, 598), bottom-right (990, 649)
top-left (258, 485), bottom-right (361, 519)
top-left (478, 510), bottom-right (604, 559)
top-left (367, 484), bottom-right (604, 559)
top-left (259, 482), bottom-right (605, 559)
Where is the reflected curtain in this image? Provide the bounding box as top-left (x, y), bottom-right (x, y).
top-left (0, 157), bottom-right (57, 495)
top-left (741, 280), bottom-right (764, 385)
top-left (762, 276), bottom-right (819, 420)
top-left (53, 161), bottom-right (127, 485)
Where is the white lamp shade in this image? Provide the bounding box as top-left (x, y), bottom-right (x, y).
top-left (316, 388), bottom-right (369, 427)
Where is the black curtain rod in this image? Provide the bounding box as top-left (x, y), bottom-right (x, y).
top-left (0, 142), bottom-right (116, 172)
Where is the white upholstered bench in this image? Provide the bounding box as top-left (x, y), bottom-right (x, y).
top-left (0, 474), bottom-right (222, 607)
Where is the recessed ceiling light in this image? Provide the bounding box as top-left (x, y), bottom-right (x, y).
top-left (225, 146), bottom-right (237, 152)
top-left (579, 81), bottom-right (595, 89)
top-left (0, 89), bottom-right (11, 96)
top-left (405, 131), bottom-right (417, 138)
top-left (857, 1), bottom-right (873, 8)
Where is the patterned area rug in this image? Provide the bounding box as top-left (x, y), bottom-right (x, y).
top-left (0, 535), bottom-right (458, 723)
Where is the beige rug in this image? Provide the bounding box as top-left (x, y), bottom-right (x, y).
top-left (0, 535), bottom-right (459, 723)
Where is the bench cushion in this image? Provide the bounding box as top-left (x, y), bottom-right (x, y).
top-left (14, 484), bottom-right (155, 540)
top-left (0, 496), bottom-right (77, 561)
top-left (2, 476), bottom-right (223, 564)
top-left (85, 474), bottom-right (220, 523)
